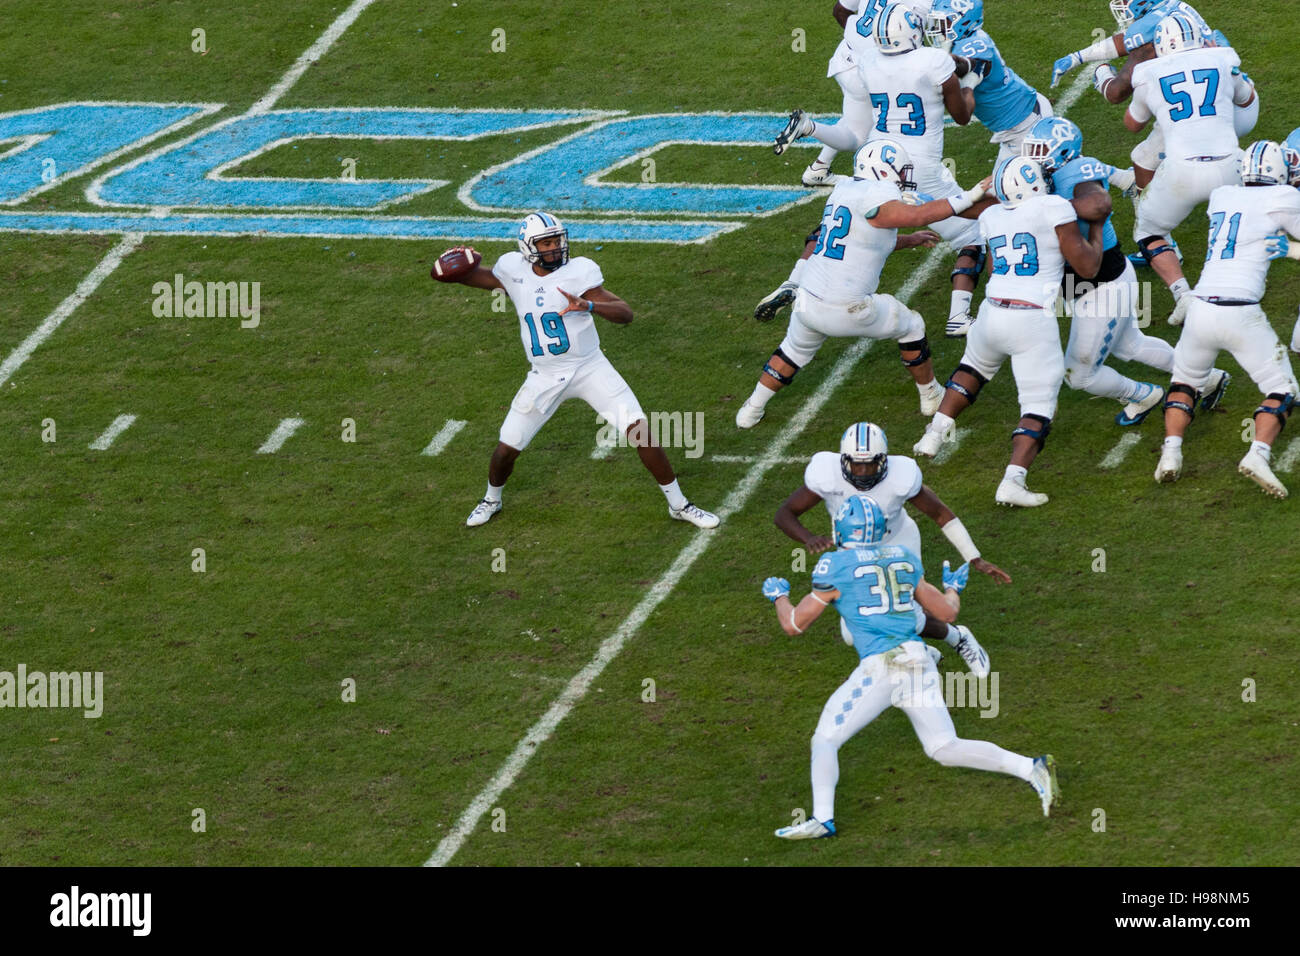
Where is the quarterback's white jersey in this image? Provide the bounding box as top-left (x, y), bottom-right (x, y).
top-left (804, 451), bottom-right (924, 554)
top-left (1129, 47), bottom-right (1250, 161)
top-left (861, 46), bottom-right (954, 170)
top-left (1195, 184), bottom-right (1300, 303)
top-left (980, 195), bottom-right (1077, 306)
top-left (801, 178), bottom-right (900, 304)
top-left (492, 253), bottom-right (604, 369)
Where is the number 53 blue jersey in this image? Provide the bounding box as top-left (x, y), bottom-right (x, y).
top-left (813, 544), bottom-right (923, 659)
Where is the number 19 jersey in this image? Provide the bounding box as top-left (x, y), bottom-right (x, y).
top-left (492, 252), bottom-right (604, 369)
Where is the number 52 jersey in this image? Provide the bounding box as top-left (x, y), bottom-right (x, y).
top-left (492, 252), bottom-right (604, 368)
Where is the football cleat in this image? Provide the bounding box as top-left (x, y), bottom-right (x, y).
top-left (754, 281), bottom-right (798, 322)
top-left (736, 398), bottom-right (766, 429)
top-left (919, 381), bottom-right (945, 416)
top-left (1238, 449), bottom-right (1288, 499)
top-left (1029, 755), bottom-right (1060, 817)
top-left (670, 501), bottom-right (721, 529)
top-left (945, 311), bottom-right (973, 338)
top-left (952, 625), bottom-right (990, 678)
top-left (774, 817), bottom-right (836, 840)
top-left (801, 163), bottom-right (842, 187)
top-left (913, 417), bottom-right (952, 458)
top-left (1167, 294), bottom-right (1191, 327)
top-left (995, 478), bottom-right (1048, 508)
top-left (773, 109), bottom-right (815, 155)
top-left (1115, 383), bottom-right (1165, 426)
top-left (466, 498), bottom-right (502, 527)
top-left (1154, 444), bottom-right (1183, 483)
top-left (1200, 370), bottom-right (1230, 411)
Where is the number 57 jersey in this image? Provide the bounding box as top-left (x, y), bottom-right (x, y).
top-left (813, 543), bottom-right (924, 660)
top-left (492, 251), bottom-right (604, 368)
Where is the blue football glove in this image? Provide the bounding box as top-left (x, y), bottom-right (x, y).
top-left (942, 560), bottom-right (971, 593)
top-left (1051, 52), bottom-right (1083, 89)
top-left (762, 576), bottom-right (791, 603)
top-left (1267, 234), bottom-right (1290, 261)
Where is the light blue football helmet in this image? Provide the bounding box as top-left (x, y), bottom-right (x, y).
top-left (833, 494), bottom-right (889, 549)
top-left (925, 0), bottom-right (984, 51)
top-left (1285, 128), bottom-right (1300, 186)
top-left (1022, 117), bottom-right (1084, 174)
top-left (1110, 0), bottom-right (1161, 30)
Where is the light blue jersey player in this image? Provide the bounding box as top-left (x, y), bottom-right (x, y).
top-left (761, 495), bottom-right (1059, 840)
top-left (1023, 117), bottom-right (1228, 424)
top-left (925, 0), bottom-right (1051, 160)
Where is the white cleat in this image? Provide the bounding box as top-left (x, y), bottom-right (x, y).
top-left (774, 817), bottom-right (836, 840)
top-left (919, 381), bottom-right (945, 416)
top-left (736, 398), bottom-right (766, 429)
top-left (1238, 449), bottom-right (1288, 499)
top-left (995, 478), bottom-right (1048, 508)
top-left (952, 625), bottom-right (990, 678)
top-left (670, 501), bottom-right (720, 529)
top-left (754, 281), bottom-right (798, 322)
top-left (1167, 294), bottom-right (1191, 327)
top-left (1154, 444), bottom-right (1183, 484)
top-left (912, 418), bottom-right (951, 458)
top-left (945, 311), bottom-right (973, 338)
top-left (773, 109), bottom-right (815, 155)
top-left (1029, 755), bottom-right (1060, 817)
top-left (466, 498), bottom-right (502, 527)
top-left (801, 163), bottom-right (842, 187)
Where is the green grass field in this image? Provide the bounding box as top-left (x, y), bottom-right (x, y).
top-left (1, 0), bottom-right (1297, 867)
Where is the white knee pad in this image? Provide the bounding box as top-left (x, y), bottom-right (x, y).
top-left (1131, 129), bottom-right (1164, 170)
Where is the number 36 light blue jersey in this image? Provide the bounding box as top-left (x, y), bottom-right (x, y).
top-left (813, 544), bottom-right (923, 659)
top-left (952, 30), bottom-right (1039, 132)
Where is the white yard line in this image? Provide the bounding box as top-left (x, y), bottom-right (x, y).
top-left (931, 426), bottom-right (966, 466)
top-left (0, 232), bottom-right (144, 389)
top-left (88, 414), bottom-right (137, 450)
top-left (256, 417), bottom-right (305, 454)
top-left (1099, 432), bottom-right (1141, 469)
top-left (0, 1), bottom-right (376, 391)
top-left (425, 70), bottom-right (1098, 867)
top-left (1274, 436), bottom-right (1300, 474)
top-left (422, 419), bottom-right (468, 457)
top-left (711, 454), bottom-right (807, 465)
top-left (590, 438), bottom-right (617, 460)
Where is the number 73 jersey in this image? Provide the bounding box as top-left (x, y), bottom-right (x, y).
top-left (813, 544), bottom-right (923, 660)
top-left (492, 251), bottom-right (604, 368)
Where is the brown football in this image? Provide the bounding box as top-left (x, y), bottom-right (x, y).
top-left (432, 247), bottom-right (482, 282)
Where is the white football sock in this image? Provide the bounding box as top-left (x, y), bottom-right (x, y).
top-left (749, 381), bottom-right (779, 408)
top-left (930, 411), bottom-right (955, 434)
top-left (916, 377), bottom-right (939, 395)
top-left (949, 289), bottom-right (973, 321)
top-left (1004, 464), bottom-right (1028, 484)
top-left (1251, 440), bottom-right (1273, 461)
top-left (943, 624), bottom-right (963, 648)
top-left (816, 145), bottom-right (837, 167)
top-left (1170, 278), bottom-right (1191, 300)
top-left (811, 736), bottom-right (840, 823)
top-left (931, 739), bottom-right (1034, 780)
top-left (659, 478), bottom-right (687, 511)
top-left (1164, 435), bottom-right (1183, 450)
top-left (484, 482), bottom-right (504, 503)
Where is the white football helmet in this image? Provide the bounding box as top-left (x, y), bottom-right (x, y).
top-left (874, 3), bottom-right (924, 55)
top-left (517, 211), bottom-right (569, 271)
top-left (839, 422), bottom-right (889, 491)
top-left (1240, 141), bottom-right (1290, 186)
top-left (1154, 12), bottom-right (1204, 57)
top-left (853, 139), bottom-right (917, 192)
top-left (994, 156), bottom-right (1047, 208)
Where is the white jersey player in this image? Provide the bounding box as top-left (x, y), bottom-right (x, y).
top-left (1124, 12), bottom-right (1255, 326)
top-left (1155, 143), bottom-right (1300, 498)
top-left (774, 422), bottom-right (1013, 673)
top-left (913, 157), bottom-right (1106, 507)
top-left (438, 212), bottom-right (718, 529)
top-left (737, 140), bottom-right (993, 429)
top-left (774, 4), bottom-right (987, 339)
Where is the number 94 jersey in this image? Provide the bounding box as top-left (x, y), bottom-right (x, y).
top-left (813, 544), bottom-right (923, 660)
top-left (492, 252), bottom-right (604, 369)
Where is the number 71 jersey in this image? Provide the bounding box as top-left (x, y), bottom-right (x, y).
top-left (813, 544), bottom-right (923, 660)
top-left (492, 251), bottom-right (604, 368)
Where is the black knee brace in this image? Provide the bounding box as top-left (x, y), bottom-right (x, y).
top-left (1254, 392), bottom-right (1297, 431)
top-left (1137, 235), bottom-right (1178, 266)
top-left (763, 346), bottom-right (801, 385)
top-left (952, 246), bottom-right (986, 289)
top-left (945, 363), bottom-right (988, 403)
top-left (1012, 413), bottom-right (1053, 450)
top-left (898, 336), bottom-right (931, 367)
top-left (1165, 382), bottom-right (1198, 420)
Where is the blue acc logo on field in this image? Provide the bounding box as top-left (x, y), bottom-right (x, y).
top-left (0, 102), bottom-right (826, 245)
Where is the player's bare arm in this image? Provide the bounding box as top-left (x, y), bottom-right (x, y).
top-left (916, 577), bottom-right (959, 623)
top-left (557, 285), bottom-right (633, 324)
top-left (1123, 107), bottom-right (1148, 133)
top-left (940, 73), bottom-right (973, 126)
top-left (896, 230), bottom-right (942, 251)
top-left (1058, 218), bottom-right (1105, 279)
top-left (775, 485), bottom-right (835, 554)
top-left (869, 175), bottom-right (994, 230)
top-left (907, 485), bottom-right (1012, 584)
top-left (1070, 180), bottom-right (1113, 225)
top-left (773, 587), bottom-right (837, 636)
top-left (832, 1), bottom-right (854, 29)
